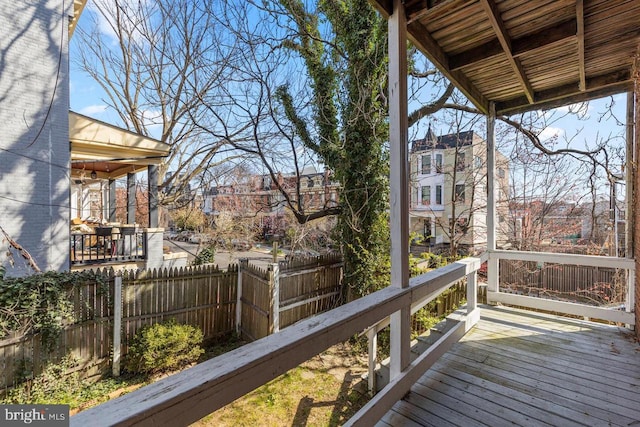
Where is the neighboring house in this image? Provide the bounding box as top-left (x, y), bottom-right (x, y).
top-left (508, 200), bottom-right (584, 250)
top-left (507, 197), bottom-right (626, 256)
top-left (409, 127), bottom-right (509, 252)
top-left (0, 1), bottom-right (175, 275)
top-left (203, 175), bottom-right (272, 218)
top-left (202, 166), bottom-right (340, 240)
top-left (279, 167), bottom-right (340, 213)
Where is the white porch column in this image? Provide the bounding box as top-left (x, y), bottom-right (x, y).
top-left (388, 0), bottom-right (411, 379)
top-left (148, 165), bottom-right (159, 228)
top-left (486, 102), bottom-right (499, 299)
top-left (127, 172), bottom-right (136, 225)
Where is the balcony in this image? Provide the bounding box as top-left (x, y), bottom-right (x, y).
top-left (70, 226), bottom-right (146, 266)
top-left (413, 202), bottom-right (444, 212)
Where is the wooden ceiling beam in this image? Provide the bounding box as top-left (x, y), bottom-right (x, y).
top-left (370, 0), bottom-right (488, 113)
top-left (576, 0), bottom-right (586, 91)
top-left (496, 70), bottom-right (632, 115)
top-left (408, 20), bottom-right (490, 114)
top-left (449, 19), bottom-right (577, 71)
top-left (406, 0), bottom-right (468, 24)
top-left (480, 0), bottom-right (534, 104)
top-left (370, 0), bottom-right (393, 17)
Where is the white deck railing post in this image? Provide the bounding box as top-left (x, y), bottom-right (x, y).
top-left (467, 270), bottom-right (477, 313)
top-left (627, 268), bottom-right (635, 330)
top-left (367, 327), bottom-right (377, 396)
top-left (486, 102), bottom-right (499, 301)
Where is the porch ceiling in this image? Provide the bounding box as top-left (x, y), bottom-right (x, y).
top-left (70, 111), bottom-right (170, 180)
top-left (371, 0), bottom-right (640, 115)
top-left (69, 0), bottom-right (87, 39)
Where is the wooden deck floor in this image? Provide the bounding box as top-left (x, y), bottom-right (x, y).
top-left (378, 305), bottom-right (640, 427)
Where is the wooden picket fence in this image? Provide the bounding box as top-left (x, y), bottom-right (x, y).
top-left (0, 256), bottom-right (343, 393)
top-left (238, 254), bottom-right (343, 341)
top-left (0, 264), bottom-right (237, 393)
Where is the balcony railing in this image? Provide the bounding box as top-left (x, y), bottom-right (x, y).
top-left (70, 258), bottom-right (482, 426)
top-left (486, 250), bottom-right (635, 325)
top-left (69, 251), bottom-right (636, 426)
top-left (70, 226), bottom-right (146, 265)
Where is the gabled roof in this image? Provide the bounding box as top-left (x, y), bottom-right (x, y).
top-left (411, 130), bottom-right (477, 152)
top-left (371, 0), bottom-right (640, 116)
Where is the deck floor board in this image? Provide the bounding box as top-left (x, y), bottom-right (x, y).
top-left (378, 305), bottom-right (640, 427)
top-left (470, 320), bottom-right (640, 376)
top-left (455, 332), bottom-right (640, 406)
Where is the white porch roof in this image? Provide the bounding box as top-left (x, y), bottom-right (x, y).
top-left (70, 111), bottom-right (170, 180)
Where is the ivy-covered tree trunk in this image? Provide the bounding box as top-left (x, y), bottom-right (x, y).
top-left (337, 1), bottom-right (390, 298)
top-left (278, 0), bottom-right (390, 299)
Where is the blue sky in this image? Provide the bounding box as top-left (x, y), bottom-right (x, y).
top-left (69, 1), bottom-right (631, 191)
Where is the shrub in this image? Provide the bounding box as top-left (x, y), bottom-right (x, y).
top-left (419, 252), bottom-right (445, 269)
top-left (193, 245), bottom-right (215, 265)
top-left (125, 319), bottom-right (204, 375)
top-left (4, 355), bottom-right (83, 406)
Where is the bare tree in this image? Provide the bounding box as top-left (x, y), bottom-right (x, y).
top-left (506, 155), bottom-right (588, 251)
top-left (74, 0), bottom-right (238, 205)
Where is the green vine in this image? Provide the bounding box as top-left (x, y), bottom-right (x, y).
top-left (0, 270), bottom-right (108, 352)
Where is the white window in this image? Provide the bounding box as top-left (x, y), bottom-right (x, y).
top-left (435, 153), bottom-right (443, 173)
top-left (455, 184), bottom-right (465, 203)
top-left (421, 155), bottom-right (431, 174)
top-left (456, 152), bottom-right (465, 171)
top-left (421, 186), bottom-right (431, 205)
top-left (474, 155), bottom-right (482, 168)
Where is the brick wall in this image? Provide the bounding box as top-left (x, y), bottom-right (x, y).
top-left (0, 0), bottom-right (71, 275)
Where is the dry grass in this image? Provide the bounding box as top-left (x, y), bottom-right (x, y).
top-left (191, 342), bottom-right (370, 427)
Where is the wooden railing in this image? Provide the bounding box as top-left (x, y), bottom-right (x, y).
top-left (347, 257), bottom-right (480, 426)
top-left (486, 250), bottom-right (635, 326)
top-left (70, 257), bottom-right (481, 427)
top-left (360, 275), bottom-right (480, 394)
top-left (70, 228), bottom-right (146, 265)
